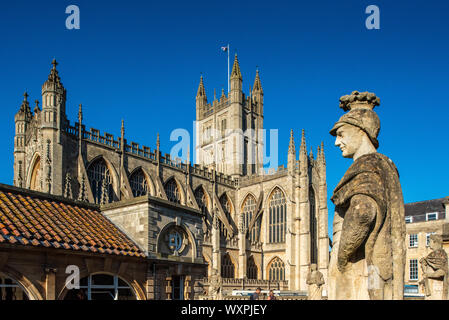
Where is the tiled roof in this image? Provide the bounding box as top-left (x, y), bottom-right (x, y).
top-left (0, 184), bottom-right (145, 258)
top-left (405, 198), bottom-right (446, 217)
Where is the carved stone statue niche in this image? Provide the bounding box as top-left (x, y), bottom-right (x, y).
top-left (419, 234), bottom-right (448, 300)
top-left (306, 263), bottom-right (325, 300)
top-left (328, 91), bottom-right (406, 300)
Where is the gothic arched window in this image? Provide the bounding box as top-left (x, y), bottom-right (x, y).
top-left (310, 187), bottom-right (317, 264)
top-left (195, 187), bottom-right (209, 216)
top-left (129, 169), bottom-right (148, 197)
top-left (87, 158), bottom-right (113, 204)
top-left (29, 156), bottom-right (41, 191)
top-left (268, 188), bottom-right (287, 243)
top-left (247, 256), bottom-right (258, 279)
top-left (242, 194), bottom-right (259, 243)
top-left (268, 257), bottom-right (285, 281)
top-left (219, 194), bottom-right (233, 239)
top-left (165, 178), bottom-right (181, 204)
top-left (221, 253), bottom-right (235, 279)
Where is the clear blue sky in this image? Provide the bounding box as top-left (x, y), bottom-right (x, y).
top-left (1, 0), bottom-right (448, 237)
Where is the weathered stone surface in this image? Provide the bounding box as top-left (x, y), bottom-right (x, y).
top-left (328, 91), bottom-right (406, 300)
top-left (306, 264), bottom-right (324, 300)
top-left (419, 234), bottom-right (448, 299)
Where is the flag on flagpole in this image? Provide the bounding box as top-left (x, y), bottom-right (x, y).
top-left (221, 44), bottom-right (230, 93)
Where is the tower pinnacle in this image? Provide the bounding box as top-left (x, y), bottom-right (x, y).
top-left (288, 129), bottom-right (295, 154)
top-left (231, 54), bottom-right (242, 79)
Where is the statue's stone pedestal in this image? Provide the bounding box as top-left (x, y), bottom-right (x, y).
top-left (425, 280), bottom-right (445, 300)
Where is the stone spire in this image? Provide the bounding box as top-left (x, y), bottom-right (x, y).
top-left (196, 75), bottom-right (207, 100)
top-left (288, 129), bottom-right (295, 154)
top-left (299, 129), bottom-right (308, 172)
top-left (18, 92), bottom-right (32, 118)
top-left (288, 129), bottom-right (296, 175)
top-left (252, 69), bottom-right (263, 94)
top-left (34, 100), bottom-right (40, 114)
top-left (231, 54), bottom-right (242, 80)
top-left (64, 172), bottom-right (73, 199)
top-left (320, 141), bottom-right (326, 165)
top-left (120, 119), bottom-right (125, 151)
top-left (43, 59), bottom-right (64, 90)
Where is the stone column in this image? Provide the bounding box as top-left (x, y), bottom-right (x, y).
top-left (165, 276), bottom-right (172, 300)
top-left (44, 267), bottom-right (57, 300)
top-left (238, 212), bottom-right (247, 279)
top-left (211, 212), bottom-right (221, 274)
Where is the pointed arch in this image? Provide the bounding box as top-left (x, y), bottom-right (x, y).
top-left (86, 156), bottom-right (117, 204)
top-left (194, 185), bottom-right (212, 239)
top-left (241, 193), bottom-right (259, 243)
top-left (26, 153), bottom-right (41, 191)
top-left (194, 185), bottom-right (211, 214)
top-left (267, 257), bottom-right (285, 281)
top-left (247, 256), bottom-right (258, 279)
top-left (219, 193), bottom-right (234, 239)
top-left (267, 187), bottom-right (287, 243)
top-left (164, 176), bottom-right (186, 205)
top-left (221, 253), bottom-right (235, 279)
top-left (129, 167), bottom-right (156, 197)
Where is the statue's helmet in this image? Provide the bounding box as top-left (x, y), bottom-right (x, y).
top-left (330, 91), bottom-right (381, 149)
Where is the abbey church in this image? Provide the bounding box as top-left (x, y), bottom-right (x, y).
top-left (1, 55), bottom-right (329, 300)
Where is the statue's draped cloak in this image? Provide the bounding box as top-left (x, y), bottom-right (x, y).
top-left (329, 152), bottom-right (405, 300)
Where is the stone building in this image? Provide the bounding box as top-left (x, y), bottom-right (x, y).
top-left (404, 197), bottom-right (449, 296)
top-left (5, 57), bottom-right (329, 299)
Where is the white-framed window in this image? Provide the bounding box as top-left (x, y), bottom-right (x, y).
top-left (426, 212), bottom-right (438, 221)
top-left (65, 274), bottom-right (136, 300)
top-left (426, 232), bottom-right (436, 246)
top-left (405, 216), bottom-right (413, 224)
top-left (409, 234), bottom-right (418, 248)
top-left (410, 259), bottom-right (418, 281)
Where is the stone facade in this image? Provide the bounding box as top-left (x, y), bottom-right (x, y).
top-left (12, 57), bottom-right (329, 298)
top-left (404, 197), bottom-right (449, 297)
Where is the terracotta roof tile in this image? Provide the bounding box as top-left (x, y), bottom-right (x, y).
top-left (0, 186), bottom-right (145, 258)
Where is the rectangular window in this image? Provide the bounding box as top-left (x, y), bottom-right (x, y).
top-left (405, 216), bottom-right (413, 224)
top-left (426, 212), bottom-right (438, 221)
top-left (410, 259), bottom-right (418, 281)
top-left (409, 234), bottom-right (418, 248)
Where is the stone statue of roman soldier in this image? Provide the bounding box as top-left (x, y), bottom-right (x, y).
top-left (306, 263), bottom-right (325, 300)
top-left (419, 234), bottom-right (448, 300)
top-left (328, 91), bottom-right (406, 300)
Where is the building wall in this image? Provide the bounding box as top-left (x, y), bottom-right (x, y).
top-left (12, 59), bottom-right (330, 294)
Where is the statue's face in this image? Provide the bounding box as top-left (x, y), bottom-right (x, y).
top-left (311, 264), bottom-right (317, 271)
top-left (430, 238), bottom-right (441, 251)
top-left (335, 124), bottom-right (364, 158)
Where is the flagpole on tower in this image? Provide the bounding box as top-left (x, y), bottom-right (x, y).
top-left (227, 43), bottom-right (230, 94)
